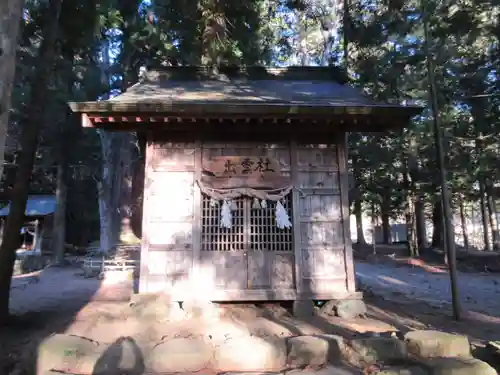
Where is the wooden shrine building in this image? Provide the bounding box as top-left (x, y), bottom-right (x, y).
top-left (69, 66), bottom-right (420, 303)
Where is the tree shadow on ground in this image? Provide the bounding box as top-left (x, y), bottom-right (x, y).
top-left (92, 336), bottom-right (145, 375)
top-left (0, 266), bottom-right (134, 375)
top-left (364, 293), bottom-right (500, 343)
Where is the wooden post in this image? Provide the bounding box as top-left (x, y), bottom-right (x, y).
top-left (290, 140), bottom-right (303, 296)
top-left (192, 140), bottom-right (202, 286)
top-left (32, 219), bottom-right (40, 254)
top-left (338, 134), bottom-right (356, 293)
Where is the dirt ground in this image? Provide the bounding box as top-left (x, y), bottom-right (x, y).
top-left (2, 254), bottom-right (500, 374)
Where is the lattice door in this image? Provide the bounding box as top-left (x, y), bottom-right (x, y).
top-left (201, 194), bottom-right (294, 290)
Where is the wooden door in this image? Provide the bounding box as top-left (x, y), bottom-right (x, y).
top-left (200, 194), bottom-right (296, 296)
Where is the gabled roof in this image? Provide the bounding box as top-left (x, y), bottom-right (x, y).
top-left (68, 66), bottom-right (422, 119)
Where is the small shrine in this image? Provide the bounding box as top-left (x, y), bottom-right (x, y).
top-left (69, 66), bottom-right (420, 306)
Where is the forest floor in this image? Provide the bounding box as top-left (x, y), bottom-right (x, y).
top-left (2, 251), bottom-right (500, 374)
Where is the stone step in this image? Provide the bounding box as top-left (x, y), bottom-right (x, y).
top-left (425, 357), bottom-right (497, 375)
top-left (404, 331), bottom-right (471, 359)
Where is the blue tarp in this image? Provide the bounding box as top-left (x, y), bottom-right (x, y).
top-left (0, 195), bottom-right (56, 217)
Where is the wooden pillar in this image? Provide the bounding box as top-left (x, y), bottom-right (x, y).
top-left (191, 140), bottom-right (202, 285)
top-left (33, 219), bottom-right (42, 254)
top-left (290, 140), bottom-right (304, 296)
top-left (138, 138), bottom-right (152, 294)
top-left (337, 134), bottom-right (356, 293)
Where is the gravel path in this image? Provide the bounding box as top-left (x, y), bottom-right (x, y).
top-left (9, 268), bottom-right (132, 314)
top-left (355, 261), bottom-right (500, 316)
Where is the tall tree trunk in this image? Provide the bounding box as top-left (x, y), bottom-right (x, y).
top-left (381, 194), bottom-right (391, 244)
top-left (407, 140), bottom-right (427, 250)
top-left (52, 159), bottom-right (67, 263)
top-left (479, 180), bottom-right (491, 251)
top-left (431, 199), bottom-right (443, 248)
top-left (403, 164), bottom-right (418, 257)
top-left (415, 195), bottom-right (427, 249)
top-left (52, 74), bottom-right (73, 264)
top-left (0, 0), bottom-right (63, 321)
top-left (0, 0), bottom-right (24, 183)
top-left (371, 199), bottom-right (377, 253)
top-left (459, 198), bottom-right (469, 249)
top-left (354, 199), bottom-right (366, 244)
top-left (485, 183), bottom-right (499, 250)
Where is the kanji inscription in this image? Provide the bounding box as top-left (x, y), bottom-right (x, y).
top-left (206, 156), bottom-right (280, 177)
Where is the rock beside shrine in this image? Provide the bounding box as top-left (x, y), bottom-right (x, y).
top-left (318, 299), bottom-right (367, 319)
top-left (350, 337), bottom-right (408, 365)
top-left (286, 335), bottom-right (345, 368)
top-left (425, 357), bottom-right (497, 375)
top-left (334, 299), bottom-right (367, 319)
top-left (213, 335), bottom-right (287, 371)
top-left (404, 331), bottom-right (471, 359)
top-left (37, 334), bottom-right (102, 374)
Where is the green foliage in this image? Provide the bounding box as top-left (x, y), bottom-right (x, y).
top-left (5, 0), bottom-right (500, 247)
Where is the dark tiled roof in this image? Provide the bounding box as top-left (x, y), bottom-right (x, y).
top-left (69, 67), bottom-right (421, 115)
top-left (109, 68), bottom-right (379, 107)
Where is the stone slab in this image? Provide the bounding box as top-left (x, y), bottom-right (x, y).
top-left (404, 331), bottom-right (471, 359)
top-left (286, 335), bottom-right (346, 368)
top-left (213, 335), bottom-right (286, 371)
top-left (287, 335), bottom-right (330, 368)
top-left (425, 357), bottom-right (497, 375)
top-left (37, 334), bottom-right (102, 374)
top-left (147, 337), bottom-right (213, 373)
top-left (350, 337), bottom-right (408, 364)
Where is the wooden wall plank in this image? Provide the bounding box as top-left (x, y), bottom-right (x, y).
top-left (296, 143), bottom-right (349, 297)
top-left (141, 136), bottom-right (196, 294)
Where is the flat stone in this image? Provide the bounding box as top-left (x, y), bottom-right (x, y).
top-left (350, 337), bottom-right (408, 364)
top-left (37, 334), bottom-right (102, 374)
top-left (426, 357), bottom-right (497, 375)
top-left (404, 331), bottom-right (471, 359)
top-left (375, 366), bottom-right (429, 375)
top-left (287, 335), bottom-right (330, 368)
top-left (147, 338), bottom-right (213, 373)
top-left (287, 335), bottom-right (346, 368)
top-left (285, 365), bottom-right (362, 374)
top-left (214, 335), bottom-right (286, 371)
